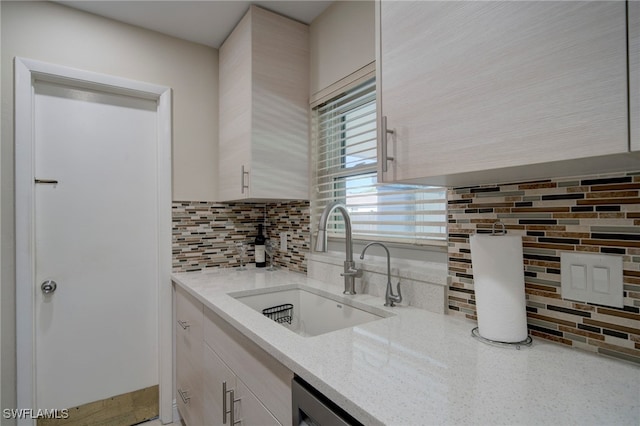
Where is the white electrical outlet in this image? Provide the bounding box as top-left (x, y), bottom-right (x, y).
top-left (280, 232), bottom-right (287, 252)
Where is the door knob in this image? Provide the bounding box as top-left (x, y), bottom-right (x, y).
top-left (41, 280), bottom-right (57, 294)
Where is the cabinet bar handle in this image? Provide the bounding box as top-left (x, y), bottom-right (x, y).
top-left (177, 388), bottom-right (190, 404)
top-left (223, 381), bottom-right (228, 424)
top-left (177, 319), bottom-right (190, 330)
top-left (230, 389), bottom-right (241, 425)
top-left (240, 165), bottom-right (249, 194)
top-left (223, 383), bottom-right (241, 425)
top-left (229, 389), bottom-right (235, 425)
top-left (381, 116), bottom-right (395, 173)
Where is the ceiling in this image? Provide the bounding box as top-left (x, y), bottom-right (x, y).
top-left (56, 0), bottom-right (333, 48)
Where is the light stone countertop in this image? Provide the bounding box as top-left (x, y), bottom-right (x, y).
top-left (171, 267), bottom-right (640, 426)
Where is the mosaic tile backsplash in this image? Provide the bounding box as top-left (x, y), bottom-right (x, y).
top-left (172, 201), bottom-right (310, 273)
top-left (447, 171), bottom-right (640, 364)
top-left (264, 202), bottom-right (310, 274)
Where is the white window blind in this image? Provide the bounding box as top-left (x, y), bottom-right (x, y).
top-left (311, 77), bottom-right (447, 246)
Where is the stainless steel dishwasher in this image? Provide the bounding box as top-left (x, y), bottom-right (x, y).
top-left (292, 376), bottom-right (363, 426)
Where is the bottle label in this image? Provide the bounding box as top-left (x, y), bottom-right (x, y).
top-left (255, 246), bottom-right (265, 263)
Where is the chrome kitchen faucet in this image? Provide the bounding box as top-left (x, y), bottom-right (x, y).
top-left (360, 242), bottom-right (402, 307)
top-left (315, 201), bottom-right (362, 295)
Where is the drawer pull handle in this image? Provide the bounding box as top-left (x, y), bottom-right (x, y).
top-left (178, 388), bottom-right (191, 404)
top-left (177, 319), bottom-right (190, 330)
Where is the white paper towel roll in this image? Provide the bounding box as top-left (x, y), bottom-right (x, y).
top-left (470, 234), bottom-right (528, 343)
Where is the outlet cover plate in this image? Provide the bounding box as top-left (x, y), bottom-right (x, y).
top-left (560, 252), bottom-right (623, 308)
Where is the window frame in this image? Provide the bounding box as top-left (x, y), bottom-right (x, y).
top-left (311, 69), bottom-right (447, 249)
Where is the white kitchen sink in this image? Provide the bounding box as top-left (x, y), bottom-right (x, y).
top-left (230, 285), bottom-right (393, 337)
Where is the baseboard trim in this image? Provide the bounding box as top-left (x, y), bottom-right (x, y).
top-left (37, 385), bottom-right (159, 426)
top-left (172, 399), bottom-right (181, 424)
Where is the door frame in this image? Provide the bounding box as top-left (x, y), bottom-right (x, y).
top-left (14, 57), bottom-right (173, 425)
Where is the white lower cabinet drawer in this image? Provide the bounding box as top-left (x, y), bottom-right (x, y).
top-left (176, 344), bottom-right (203, 426)
top-left (175, 285), bottom-right (203, 368)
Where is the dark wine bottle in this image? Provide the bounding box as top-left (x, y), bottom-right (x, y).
top-left (255, 224), bottom-right (266, 268)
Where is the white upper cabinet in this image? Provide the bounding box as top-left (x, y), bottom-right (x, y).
top-left (218, 5), bottom-right (310, 201)
top-left (377, 1), bottom-right (639, 186)
top-left (630, 0), bottom-right (640, 152)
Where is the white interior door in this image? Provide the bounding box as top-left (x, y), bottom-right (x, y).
top-left (33, 80), bottom-right (159, 410)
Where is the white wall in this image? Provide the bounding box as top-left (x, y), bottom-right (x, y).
top-left (1, 1), bottom-right (218, 417)
top-left (2, 1), bottom-right (219, 199)
top-left (309, 0), bottom-right (375, 96)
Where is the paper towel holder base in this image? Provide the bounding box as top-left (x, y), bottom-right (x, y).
top-left (471, 327), bottom-right (532, 350)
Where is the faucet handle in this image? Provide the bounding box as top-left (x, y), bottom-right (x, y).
top-left (394, 281), bottom-right (402, 303)
top-left (385, 281), bottom-right (403, 307)
top-left (341, 267), bottom-right (362, 278)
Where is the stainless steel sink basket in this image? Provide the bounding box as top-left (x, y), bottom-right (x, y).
top-left (262, 303), bottom-right (293, 324)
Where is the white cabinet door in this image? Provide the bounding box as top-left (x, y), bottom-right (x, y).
top-left (203, 342), bottom-right (281, 426)
top-left (378, 1), bottom-right (628, 185)
top-left (204, 307), bottom-right (293, 425)
top-left (235, 379), bottom-right (281, 426)
top-left (218, 5), bottom-right (309, 201)
top-left (219, 9), bottom-right (252, 202)
top-left (630, 0), bottom-right (640, 152)
top-left (202, 343), bottom-right (236, 425)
